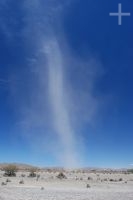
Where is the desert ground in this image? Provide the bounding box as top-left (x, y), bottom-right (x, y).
top-left (0, 168), bottom-right (133, 200)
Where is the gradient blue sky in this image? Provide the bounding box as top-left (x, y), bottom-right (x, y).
top-left (0, 0), bottom-right (133, 168)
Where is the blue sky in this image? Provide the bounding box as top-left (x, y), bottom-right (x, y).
top-left (0, 0), bottom-right (133, 168)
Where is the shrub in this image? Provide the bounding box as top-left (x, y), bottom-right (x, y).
top-left (88, 176), bottom-right (93, 180)
top-left (86, 184), bottom-right (91, 188)
top-left (109, 179), bottom-right (114, 182)
top-left (21, 174), bottom-right (26, 177)
top-left (28, 168), bottom-right (37, 177)
top-left (127, 169), bottom-right (133, 174)
top-left (6, 178), bottom-right (11, 182)
top-left (3, 165), bottom-right (17, 177)
top-left (1, 182), bottom-right (7, 186)
top-left (36, 174), bottom-right (40, 181)
top-left (56, 172), bottom-right (67, 179)
top-left (19, 180), bottom-right (24, 184)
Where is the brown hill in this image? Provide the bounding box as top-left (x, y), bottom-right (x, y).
top-left (0, 163), bottom-right (39, 171)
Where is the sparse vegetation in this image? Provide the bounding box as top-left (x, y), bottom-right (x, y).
top-left (1, 182), bottom-right (7, 186)
top-left (56, 172), bottom-right (67, 179)
top-left (28, 168), bottom-right (37, 177)
top-left (86, 184), bottom-right (91, 188)
top-left (19, 180), bottom-right (24, 184)
top-left (6, 178), bottom-right (11, 182)
top-left (21, 174), bottom-right (26, 177)
top-left (109, 179), bottom-right (114, 182)
top-left (3, 165), bottom-right (17, 177)
top-left (127, 169), bottom-right (133, 174)
top-left (36, 174), bottom-right (40, 181)
top-left (0, 164), bottom-right (132, 199)
top-left (88, 176), bottom-right (93, 180)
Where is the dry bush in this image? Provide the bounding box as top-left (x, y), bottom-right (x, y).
top-left (56, 172), bottom-right (67, 179)
top-left (1, 182), bottom-right (7, 186)
top-left (21, 174), bottom-right (26, 177)
top-left (109, 179), bottom-right (114, 182)
top-left (127, 169), bottom-right (133, 174)
top-left (109, 179), bottom-right (118, 182)
top-left (19, 180), bottom-right (24, 184)
top-left (28, 168), bottom-right (37, 177)
top-left (36, 174), bottom-right (40, 181)
top-left (6, 178), bottom-right (11, 182)
top-left (88, 176), bottom-right (93, 180)
top-left (3, 165), bottom-right (17, 177)
top-left (86, 184), bottom-right (91, 188)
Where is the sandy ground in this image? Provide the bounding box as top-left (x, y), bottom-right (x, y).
top-left (0, 171), bottom-right (133, 200)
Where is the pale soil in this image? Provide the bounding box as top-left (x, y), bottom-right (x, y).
top-left (0, 171), bottom-right (133, 200)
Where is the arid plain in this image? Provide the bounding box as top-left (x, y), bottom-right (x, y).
top-left (0, 165), bottom-right (133, 200)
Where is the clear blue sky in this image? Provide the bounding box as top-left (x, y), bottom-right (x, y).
top-left (0, 0), bottom-right (133, 168)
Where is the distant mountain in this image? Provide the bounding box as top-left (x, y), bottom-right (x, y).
top-left (0, 163), bottom-right (39, 170)
top-left (0, 163), bottom-right (129, 172)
